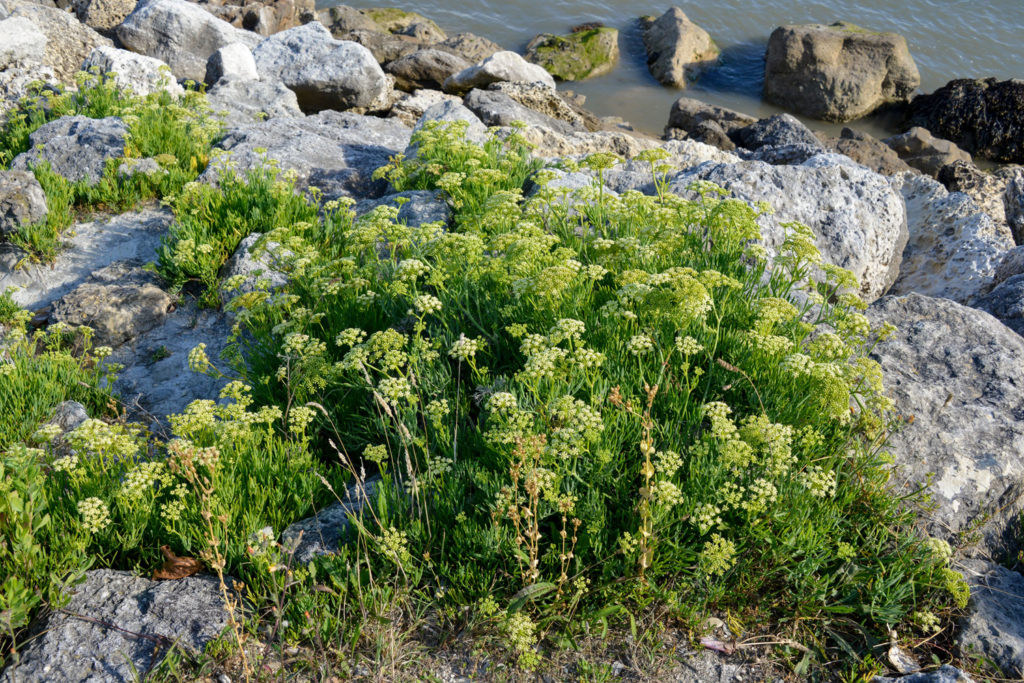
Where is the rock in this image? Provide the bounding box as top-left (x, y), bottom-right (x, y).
top-left (116, 0), bottom-right (261, 83)
top-left (521, 127), bottom-right (658, 160)
top-left (82, 46), bottom-right (183, 97)
top-left (360, 7), bottom-right (440, 36)
top-left (206, 111), bottom-right (411, 201)
top-left (0, 62), bottom-right (58, 127)
top-left (398, 20), bottom-right (444, 44)
top-left (888, 172), bottom-right (1011, 303)
top-left (386, 48), bottom-right (471, 91)
top-left (206, 77), bottom-right (301, 125)
top-left (641, 7), bottom-right (717, 88)
top-left (884, 126), bottom-right (972, 177)
top-left (281, 479), bottom-right (377, 563)
top-left (938, 160), bottom-right (1024, 245)
top-left (906, 78), bottom-right (1024, 163)
top-left (51, 260), bottom-right (174, 347)
top-left (1009, 172), bottom-right (1024, 245)
top-left (46, 400), bottom-right (89, 432)
top-left (0, 169), bottom-right (47, 236)
top-left (117, 156), bottom-right (163, 177)
top-left (339, 28), bottom-right (424, 64)
top-left (818, 127), bottom-right (912, 176)
top-left (867, 294), bottom-right (1024, 557)
top-left (671, 154), bottom-right (907, 301)
top-left (443, 50), bottom-right (555, 95)
top-left (252, 22), bottom-right (390, 113)
top-left (666, 96), bottom-right (755, 138)
top-left (389, 88), bottom-right (460, 128)
top-left (872, 665), bottom-right (976, 683)
top-left (488, 81), bottom-right (594, 130)
top-left (219, 232), bottom-right (288, 299)
top-left (957, 559), bottom-right (1024, 679)
top-left (12, 115), bottom-right (128, 184)
top-left (974, 273), bottom-right (1024, 337)
top-left (764, 22), bottom-right (920, 122)
top-left (72, 0), bottom-right (137, 32)
top-left (192, 0), bottom-right (314, 37)
top-left (0, 209), bottom-right (171, 311)
top-left (0, 569), bottom-right (233, 682)
top-left (734, 113), bottom-right (822, 151)
top-left (525, 27), bottom-right (619, 81)
top-left (316, 4), bottom-right (378, 35)
top-left (412, 99), bottom-right (488, 145)
top-left (463, 88), bottom-right (576, 135)
top-left (205, 41), bottom-right (258, 85)
top-left (8, 0), bottom-right (112, 83)
top-left (0, 16), bottom-right (46, 69)
top-left (989, 246), bottom-right (1024, 292)
top-left (436, 32), bottom-right (501, 63)
top-left (354, 190), bottom-right (450, 227)
top-left (578, 138), bottom-right (740, 195)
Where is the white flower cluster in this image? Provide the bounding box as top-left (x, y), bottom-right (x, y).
top-left (77, 497), bottom-right (111, 534)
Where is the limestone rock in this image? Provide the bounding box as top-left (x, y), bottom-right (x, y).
top-left (907, 78), bottom-right (1024, 163)
top-left (116, 0), bottom-right (260, 83)
top-left (51, 260), bottom-right (174, 347)
top-left (764, 22), bottom-right (920, 122)
top-left (12, 115), bottom-right (128, 184)
top-left (818, 127), bottom-right (912, 176)
top-left (0, 569), bottom-right (233, 682)
top-left (411, 99), bottom-right (488, 146)
top-left (666, 96), bottom-right (755, 137)
top-left (204, 41), bottom-right (258, 85)
top-left (315, 3), bottom-right (378, 35)
top-left (488, 81), bottom-right (595, 130)
top-left (520, 127), bottom-right (658, 160)
top-left (386, 48), bottom-right (471, 91)
top-left (338, 28), bottom-right (423, 64)
top-left (974, 273), bottom-right (1024, 337)
top-left (957, 560), bottom-right (1024, 679)
top-left (282, 479), bottom-right (377, 563)
top-left (938, 160), bottom-right (1024, 245)
top-left (463, 88), bottom-right (576, 135)
top-left (252, 22), bottom-right (390, 113)
top-left (206, 77), bottom-right (301, 125)
top-left (732, 113), bottom-right (824, 166)
top-left (0, 169), bottom-right (47, 236)
top-left (9, 0), bottom-right (112, 82)
top-left (671, 154), bottom-right (908, 302)
top-left (389, 88), bottom-right (460, 128)
top-left (443, 50), bottom-right (555, 95)
top-left (884, 126), bottom-right (971, 177)
top-left (72, 0), bottom-right (136, 32)
top-left (0, 16), bottom-right (46, 69)
top-left (888, 172), bottom-right (1011, 303)
top-left (82, 46), bottom-right (183, 97)
top-left (436, 32), bottom-right (501, 63)
top-left (872, 666), bottom-right (976, 683)
top-left (641, 7), bottom-right (718, 88)
top-left (46, 400), bottom-right (89, 432)
top-left (867, 294), bottom-right (1024, 557)
top-left (219, 232), bottom-right (289, 299)
top-left (354, 190), bottom-right (450, 228)
top-left (525, 27), bottom-right (619, 81)
top-left (192, 0), bottom-right (314, 37)
top-left (0, 62), bottom-right (58, 127)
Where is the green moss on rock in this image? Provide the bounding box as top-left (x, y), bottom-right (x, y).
top-left (363, 7), bottom-right (442, 35)
top-left (525, 27), bottom-right (619, 81)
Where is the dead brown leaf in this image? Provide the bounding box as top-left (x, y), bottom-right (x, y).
top-left (152, 545), bottom-right (203, 580)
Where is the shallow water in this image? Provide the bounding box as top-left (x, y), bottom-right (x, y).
top-left (321, 0), bottom-right (1024, 138)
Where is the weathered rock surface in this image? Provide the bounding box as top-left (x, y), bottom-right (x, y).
top-left (386, 48), bottom-right (471, 92)
top-left (282, 479), bottom-right (377, 563)
top-left (0, 15), bottom-right (46, 69)
top-left (764, 22), bottom-right (920, 122)
top-left (72, 0), bottom-right (137, 32)
top-left (884, 126), bottom-right (971, 177)
top-left (872, 666), bottom-right (976, 683)
top-left (732, 113), bottom-right (824, 165)
top-left (12, 115), bottom-right (127, 183)
top-left (957, 559), bottom-right (1024, 679)
top-left (411, 99), bottom-right (488, 146)
top-left (464, 88), bottom-right (576, 134)
top-left (938, 160), bottom-right (1024, 245)
top-left (818, 127), bottom-right (912, 176)
top-left (51, 260), bottom-right (174, 347)
top-left (192, 0), bottom-right (313, 37)
top-left (206, 111), bottom-right (411, 201)
top-left (671, 154), bottom-right (907, 302)
top-left (666, 96), bottom-right (756, 139)
top-left (46, 399), bottom-right (90, 433)
top-left (82, 46), bottom-right (183, 97)
top-left (0, 169), bottom-right (47, 236)
top-left (443, 50), bottom-right (555, 95)
top-left (252, 22), bottom-right (390, 113)
top-left (116, 0), bottom-right (260, 83)
top-left (436, 32), bottom-right (501, 63)
top-left (0, 569), bottom-right (232, 683)
top-left (521, 127), bottom-right (657, 160)
top-left (868, 294), bottom-right (1024, 558)
top-left (973, 274), bottom-right (1024, 337)
top-left (8, 0), bottom-right (112, 82)
top-left (219, 232), bottom-right (289, 299)
top-left (641, 7), bottom-right (718, 88)
top-left (525, 27), bottom-right (619, 81)
top-left (906, 78), bottom-right (1024, 163)
top-left (389, 88), bottom-right (461, 128)
top-left (888, 172), bottom-right (1011, 303)
top-left (206, 77), bottom-right (301, 125)
top-left (489, 81), bottom-right (595, 130)
top-left (354, 190), bottom-right (450, 228)
top-left (204, 41), bottom-right (257, 85)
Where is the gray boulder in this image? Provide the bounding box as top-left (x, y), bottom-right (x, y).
top-left (957, 559), bottom-right (1024, 679)
top-left (641, 7), bottom-right (718, 88)
top-left (206, 77), bottom-right (301, 125)
top-left (411, 99), bottom-right (488, 145)
top-left (489, 80), bottom-right (594, 130)
top-left (252, 21), bottom-right (390, 113)
top-left (884, 126), bottom-right (972, 177)
top-left (386, 48), bottom-right (471, 91)
top-left (670, 154), bottom-right (907, 302)
top-left (82, 46), bottom-right (183, 97)
top-left (389, 88), bottom-right (460, 128)
top-left (437, 31), bottom-right (501, 63)
top-left (0, 569), bottom-right (233, 682)
top-left (818, 127), bottom-right (912, 176)
top-left (938, 160), bottom-right (1023, 245)
top-left (1009, 171), bottom-right (1024, 245)
top-left (463, 88), bottom-right (576, 135)
top-left (443, 50), bottom-right (555, 95)
top-left (973, 274), bottom-right (1024, 337)
top-left (0, 169), bottom-right (47, 236)
top-left (51, 260), bottom-right (174, 348)
top-left (8, 0), bottom-right (111, 82)
top-left (117, 0), bottom-right (260, 83)
top-left (219, 232), bottom-right (289, 299)
top-left (0, 16), bottom-right (46, 69)
top-left (46, 400), bottom-right (90, 432)
top-left (336, 27), bottom-right (423, 65)
top-left (872, 666), bottom-right (976, 683)
top-left (12, 115), bottom-right (128, 183)
top-left (204, 41), bottom-right (258, 85)
top-left (666, 96), bottom-right (756, 137)
top-left (764, 22), bottom-right (920, 122)
top-left (734, 113), bottom-right (822, 151)
top-left (282, 479), bottom-right (377, 563)
top-left (868, 294), bottom-right (1024, 558)
top-left (354, 190), bottom-right (450, 227)
top-left (206, 111), bottom-right (411, 200)
top-left (888, 172), bottom-right (1011, 304)
top-left (72, 0), bottom-right (137, 32)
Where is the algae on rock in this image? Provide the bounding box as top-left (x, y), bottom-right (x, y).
top-left (525, 27), bottom-right (619, 81)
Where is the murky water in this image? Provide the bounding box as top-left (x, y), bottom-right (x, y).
top-left (321, 1), bottom-right (1024, 138)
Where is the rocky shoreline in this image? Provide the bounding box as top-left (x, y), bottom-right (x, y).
top-left (1, 1), bottom-right (1023, 681)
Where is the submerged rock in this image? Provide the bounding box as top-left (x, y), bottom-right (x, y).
top-left (764, 21), bottom-right (919, 122)
top-left (641, 7), bottom-right (717, 88)
top-left (525, 27), bottom-right (619, 81)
